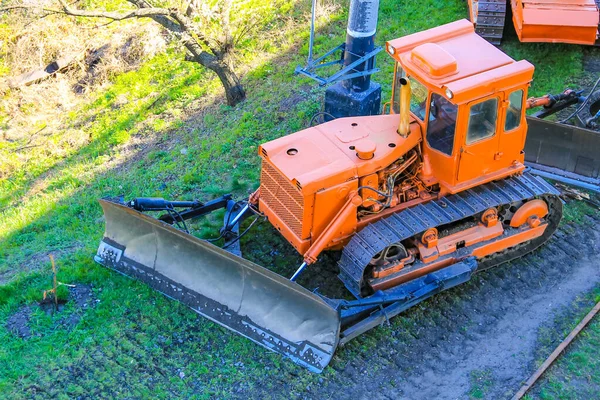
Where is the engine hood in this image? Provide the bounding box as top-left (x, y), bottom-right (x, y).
top-left (258, 114), bottom-right (422, 195)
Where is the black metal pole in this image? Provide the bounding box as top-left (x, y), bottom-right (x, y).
top-left (343, 0), bottom-right (378, 91)
top-left (324, 0), bottom-right (381, 119)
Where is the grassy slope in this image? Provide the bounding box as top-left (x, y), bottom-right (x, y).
top-left (0, 0), bottom-right (593, 397)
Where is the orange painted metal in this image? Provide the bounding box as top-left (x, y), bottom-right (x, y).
top-left (527, 215), bottom-right (541, 228)
top-left (359, 173), bottom-right (379, 207)
top-left (510, 199), bottom-right (549, 227)
top-left (371, 246), bottom-right (416, 279)
top-left (303, 194), bottom-right (362, 264)
top-left (371, 262), bottom-right (405, 279)
top-left (357, 192), bottom-right (435, 229)
top-left (417, 223), bottom-right (504, 263)
top-left (397, 77), bottom-right (412, 137)
top-left (370, 257), bottom-right (457, 291)
top-left (421, 228), bottom-right (439, 249)
top-left (371, 254), bottom-right (414, 279)
top-left (372, 222), bottom-right (547, 291)
top-left (386, 20), bottom-right (532, 193)
top-left (481, 208), bottom-right (499, 227)
top-left (511, 0), bottom-right (599, 45)
top-left (468, 0), bottom-right (599, 46)
top-left (258, 115), bottom-right (421, 253)
top-left (472, 223), bottom-right (548, 258)
top-left (526, 95), bottom-right (554, 109)
top-left (386, 20), bottom-right (534, 104)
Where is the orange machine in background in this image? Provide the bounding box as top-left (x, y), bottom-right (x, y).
top-left (468, 0), bottom-right (600, 45)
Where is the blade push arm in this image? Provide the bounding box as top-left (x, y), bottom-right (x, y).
top-left (526, 89), bottom-right (583, 118)
top-left (291, 193), bottom-right (363, 281)
top-left (129, 195), bottom-right (233, 224)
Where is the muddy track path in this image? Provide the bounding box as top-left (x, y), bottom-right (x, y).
top-left (309, 214), bottom-right (600, 400)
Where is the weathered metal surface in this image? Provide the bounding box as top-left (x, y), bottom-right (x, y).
top-left (94, 199), bottom-right (340, 373)
top-left (338, 172), bottom-right (560, 297)
top-left (526, 165), bottom-right (600, 193)
top-left (525, 116), bottom-right (600, 179)
top-left (472, 0), bottom-right (507, 45)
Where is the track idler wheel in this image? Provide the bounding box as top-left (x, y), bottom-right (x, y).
top-left (509, 199), bottom-right (549, 228)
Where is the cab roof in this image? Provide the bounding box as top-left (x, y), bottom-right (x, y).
top-left (386, 20), bottom-right (534, 103)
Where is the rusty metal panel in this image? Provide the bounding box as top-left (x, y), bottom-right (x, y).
top-left (525, 117), bottom-right (600, 179)
top-left (260, 160), bottom-right (305, 237)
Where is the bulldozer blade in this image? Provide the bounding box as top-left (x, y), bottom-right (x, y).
top-left (94, 199), bottom-right (340, 373)
top-left (525, 117), bottom-right (600, 180)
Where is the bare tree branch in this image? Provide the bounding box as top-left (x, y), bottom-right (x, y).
top-left (1, 1), bottom-right (170, 20)
top-left (125, 0), bottom-right (183, 33)
top-left (1, 0), bottom-right (246, 105)
top-left (233, 19), bottom-right (261, 47)
top-left (2, 0), bottom-right (218, 59)
top-left (184, 0), bottom-right (196, 17)
top-left (57, 0), bottom-right (172, 20)
top-left (0, 4), bottom-right (62, 13)
top-left (220, 0), bottom-right (234, 54)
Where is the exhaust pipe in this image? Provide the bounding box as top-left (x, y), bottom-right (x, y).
top-left (397, 77), bottom-right (411, 137)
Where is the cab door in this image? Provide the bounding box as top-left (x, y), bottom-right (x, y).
top-left (498, 88), bottom-right (527, 167)
top-left (457, 94), bottom-right (503, 182)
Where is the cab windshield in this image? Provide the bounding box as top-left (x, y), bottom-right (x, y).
top-left (392, 64), bottom-right (428, 120)
top-left (409, 78), bottom-right (428, 120)
top-left (426, 93), bottom-right (458, 155)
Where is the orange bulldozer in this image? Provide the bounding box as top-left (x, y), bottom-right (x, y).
top-left (94, 20), bottom-right (599, 372)
top-left (468, 0), bottom-right (600, 45)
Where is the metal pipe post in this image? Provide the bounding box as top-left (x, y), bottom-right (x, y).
top-left (324, 0), bottom-right (382, 119)
top-left (308, 0), bottom-right (317, 66)
top-left (342, 0), bottom-right (379, 91)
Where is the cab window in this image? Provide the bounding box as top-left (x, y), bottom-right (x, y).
top-left (466, 98), bottom-right (498, 145)
top-left (426, 93), bottom-right (458, 156)
top-left (409, 78), bottom-right (428, 120)
top-left (505, 90), bottom-right (524, 131)
top-left (392, 64), bottom-right (427, 120)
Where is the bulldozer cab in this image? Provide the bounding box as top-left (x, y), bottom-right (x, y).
top-left (386, 19), bottom-right (535, 193)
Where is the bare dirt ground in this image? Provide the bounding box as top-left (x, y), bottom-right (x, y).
top-left (283, 212), bottom-right (600, 400)
top-left (5, 284), bottom-right (96, 339)
top-left (392, 220), bottom-right (600, 400)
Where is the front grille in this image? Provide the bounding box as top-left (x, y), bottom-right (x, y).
top-left (260, 160), bottom-right (304, 238)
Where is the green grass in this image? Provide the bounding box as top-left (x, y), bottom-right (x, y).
top-left (524, 290), bottom-right (600, 400)
top-left (470, 369), bottom-right (494, 399)
top-left (562, 199), bottom-right (597, 225)
top-left (0, 0), bottom-right (595, 397)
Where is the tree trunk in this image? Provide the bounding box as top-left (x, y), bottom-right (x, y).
top-left (185, 52), bottom-right (245, 107)
top-left (127, 0), bottom-right (246, 107)
top-left (210, 61), bottom-right (246, 106)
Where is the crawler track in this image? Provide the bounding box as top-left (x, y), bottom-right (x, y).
top-left (338, 172), bottom-right (562, 297)
top-left (472, 0), bottom-right (507, 45)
